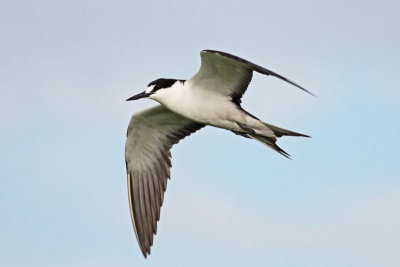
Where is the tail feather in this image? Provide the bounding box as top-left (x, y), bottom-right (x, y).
top-left (263, 122), bottom-right (310, 138)
top-left (249, 134), bottom-right (291, 159)
top-left (234, 119), bottom-right (309, 159)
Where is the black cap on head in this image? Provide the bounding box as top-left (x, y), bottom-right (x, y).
top-left (126, 78), bottom-right (186, 101)
top-left (147, 78), bottom-right (186, 92)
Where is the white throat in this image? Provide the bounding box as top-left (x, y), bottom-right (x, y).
top-left (149, 81), bottom-right (186, 104)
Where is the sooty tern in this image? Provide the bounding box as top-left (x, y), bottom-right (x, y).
top-left (125, 49), bottom-right (313, 257)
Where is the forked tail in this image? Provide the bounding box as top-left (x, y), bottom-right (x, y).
top-left (248, 134), bottom-right (291, 158)
top-left (262, 122), bottom-right (310, 138)
top-left (237, 121), bottom-right (310, 159)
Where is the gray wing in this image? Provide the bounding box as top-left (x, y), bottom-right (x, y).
top-left (125, 105), bottom-right (204, 257)
top-left (189, 50), bottom-right (314, 104)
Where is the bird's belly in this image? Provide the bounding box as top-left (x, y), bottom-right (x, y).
top-left (163, 94), bottom-right (239, 130)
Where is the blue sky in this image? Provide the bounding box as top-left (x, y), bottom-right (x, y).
top-left (1, 0), bottom-right (399, 266)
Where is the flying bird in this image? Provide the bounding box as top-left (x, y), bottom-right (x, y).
top-left (125, 49), bottom-right (313, 257)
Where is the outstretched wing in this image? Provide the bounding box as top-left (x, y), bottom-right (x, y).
top-left (125, 105), bottom-right (204, 257)
top-left (189, 49), bottom-right (314, 104)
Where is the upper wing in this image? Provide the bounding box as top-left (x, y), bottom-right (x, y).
top-left (189, 50), bottom-right (314, 104)
top-left (125, 105), bottom-right (204, 257)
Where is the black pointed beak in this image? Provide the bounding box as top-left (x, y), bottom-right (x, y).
top-left (126, 91), bottom-right (150, 101)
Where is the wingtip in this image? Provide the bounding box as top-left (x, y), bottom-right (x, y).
top-left (289, 81), bottom-right (316, 97)
top-left (138, 240), bottom-right (150, 258)
top-left (128, 173), bottom-right (152, 259)
top-left (305, 89), bottom-right (317, 97)
top-left (303, 88), bottom-right (317, 97)
top-left (141, 250), bottom-right (147, 258)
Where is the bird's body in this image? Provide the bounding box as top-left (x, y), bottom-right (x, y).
top-left (150, 79), bottom-right (264, 135)
top-left (125, 49), bottom-right (313, 257)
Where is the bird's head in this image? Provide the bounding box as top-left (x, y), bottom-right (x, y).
top-left (126, 78), bottom-right (185, 102)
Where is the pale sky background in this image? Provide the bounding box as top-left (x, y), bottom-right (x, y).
top-left (1, 0), bottom-right (400, 266)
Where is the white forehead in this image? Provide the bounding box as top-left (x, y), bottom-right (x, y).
top-left (145, 85), bottom-right (155, 94)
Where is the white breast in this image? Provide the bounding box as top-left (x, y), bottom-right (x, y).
top-left (151, 81), bottom-right (239, 126)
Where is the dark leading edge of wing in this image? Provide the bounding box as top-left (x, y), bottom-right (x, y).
top-left (125, 105), bottom-right (204, 257)
top-left (202, 49), bottom-right (315, 97)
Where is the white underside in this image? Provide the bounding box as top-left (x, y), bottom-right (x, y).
top-left (150, 81), bottom-right (274, 136)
